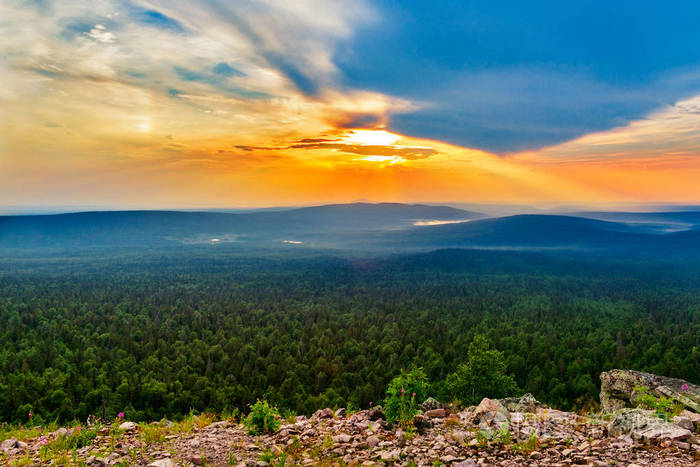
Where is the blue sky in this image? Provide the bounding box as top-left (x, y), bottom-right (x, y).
top-left (332, 0), bottom-right (700, 152)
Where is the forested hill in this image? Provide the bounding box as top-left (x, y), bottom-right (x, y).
top-left (0, 203), bottom-right (479, 248)
top-left (0, 247), bottom-right (697, 424)
top-left (2, 203), bottom-right (700, 256)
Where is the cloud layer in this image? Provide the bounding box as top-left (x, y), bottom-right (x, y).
top-left (1, 0), bottom-right (700, 208)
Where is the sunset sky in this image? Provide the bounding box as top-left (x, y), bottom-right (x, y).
top-left (2, 0), bottom-right (700, 209)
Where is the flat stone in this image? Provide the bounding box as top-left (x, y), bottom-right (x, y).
top-left (118, 421), bottom-right (138, 431)
top-left (335, 433), bottom-right (352, 443)
top-left (147, 460), bottom-right (175, 467)
top-left (672, 415), bottom-right (694, 431)
top-left (424, 408), bottom-right (447, 418)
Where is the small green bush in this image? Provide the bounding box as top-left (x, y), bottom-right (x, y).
top-left (445, 334), bottom-right (519, 406)
top-left (243, 399), bottom-right (281, 435)
top-left (383, 367), bottom-right (428, 427)
top-left (493, 423), bottom-right (511, 444)
top-left (633, 385), bottom-right (683, 419)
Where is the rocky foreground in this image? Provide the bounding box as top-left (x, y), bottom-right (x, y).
top-left (1, 370), bottom-right (699, 466)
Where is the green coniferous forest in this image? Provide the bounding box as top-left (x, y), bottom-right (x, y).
top-left (0, 247), bottom-right (698, 424)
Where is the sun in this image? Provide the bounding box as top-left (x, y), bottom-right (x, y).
top-left (342, 129), bottom-right (402, 146)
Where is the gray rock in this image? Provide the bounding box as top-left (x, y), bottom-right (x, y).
top-left (207, 420), bottom-right (228, 428)
top-left (86, 456), bottom-right (107, 467)
top-left (600, 369), bottom-right (700, 413)
top-left (607, 408), bottom-right (693, 441)
top-left (0, 438), bottom-right (18, 453)
top-left (672, 415), bottom-right (694, 431)
top-left (313, 407), bottom-right (333, 419)
top-left (147, 460), bottom-right (175, 467)
top-left (334, 407), bottom-right (346, 418)
top-left (367, 406), bottom-right (385, 420)
top-left (451, 430), bottom-right (468, 443)
top-left (499, 393), bottom-right (542, 413)
top-left (395, 428), bottom-right (405, 446)
top-left (366, 435), bottom-right (380, 447)
top-left (472, 398), bottom-right (510, 429)
top-left (454, 461), bottom-right (477, 467)
top-left (118, 421), bottom-right (138, 431)
top-left (421, 397), bottom-right (443, 411)
top-left (335, 433), bottom-right (352, 443)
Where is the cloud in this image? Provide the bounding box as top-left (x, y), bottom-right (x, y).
top-left (289, 142), bottom-right (438, 160)
top-left (140, 0), bottom-right (376, 94)
top-left (87, 24), bottom-right (116, 43)
top-left (387, 66), bottom-right (700, 154)
top-left (230, 130), bottom-right (440, 161)
top-left (518, 94), bottom-right (700, 163)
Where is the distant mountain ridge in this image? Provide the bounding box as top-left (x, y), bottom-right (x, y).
top-left (1, 203), bottom-right (700, 254)
top-left (0, 203), bottom-right (481, 248)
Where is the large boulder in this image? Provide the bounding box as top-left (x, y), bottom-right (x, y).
top-left (600, 369), bottom-right (700, 413)
top-left (0, 438), bottom-right (19, 454)
top-left (608, 408), bottom-right (693, 441)
top-left (471, 397), bottom-right (510, 429)
top-left (421, 397), bottom-right (444, 411)
top-left (499, 393), bottom-right (542, 413)
top-left (312, 408), bottom-right (333, 419)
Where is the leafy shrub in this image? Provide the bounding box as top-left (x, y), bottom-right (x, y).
top-left (633, 385), bottom-right (683, 419)
top-left (445, 334), bottom-right (519, 406)
top-left (493, 423), bottom-right (511, 444)
top-left (475, 429), bottom-right (489, 447)
top-left (383, 367), bottom-right (428, 427)
top-left (244, 399), bottom-right (281, 435)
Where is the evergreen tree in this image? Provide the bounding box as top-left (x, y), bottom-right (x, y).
top-left (445, 335), bottom-right (519, 405)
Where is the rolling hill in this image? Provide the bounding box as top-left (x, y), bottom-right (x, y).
top-left (0, 203), bottom-right (481, 249)
top-left (2, 203), bottom-right (700, 255)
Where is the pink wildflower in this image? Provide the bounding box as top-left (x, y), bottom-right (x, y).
top-left (28, 411), bottom-right (32, 419)
top-left (369, 401), bottom-right (373, 407)
top-left (681, 384), bottom-right (689, 392)
top-left (40, 439), bottom-right (47, 446)
top-left (118, 412), bottom-right (125, 419)
top-left (412, 392), bottom-right (416, 398)
top-left (75, 426), bottom-right (82, 431)
top-left (401, 388), bottom-right (406, 395)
